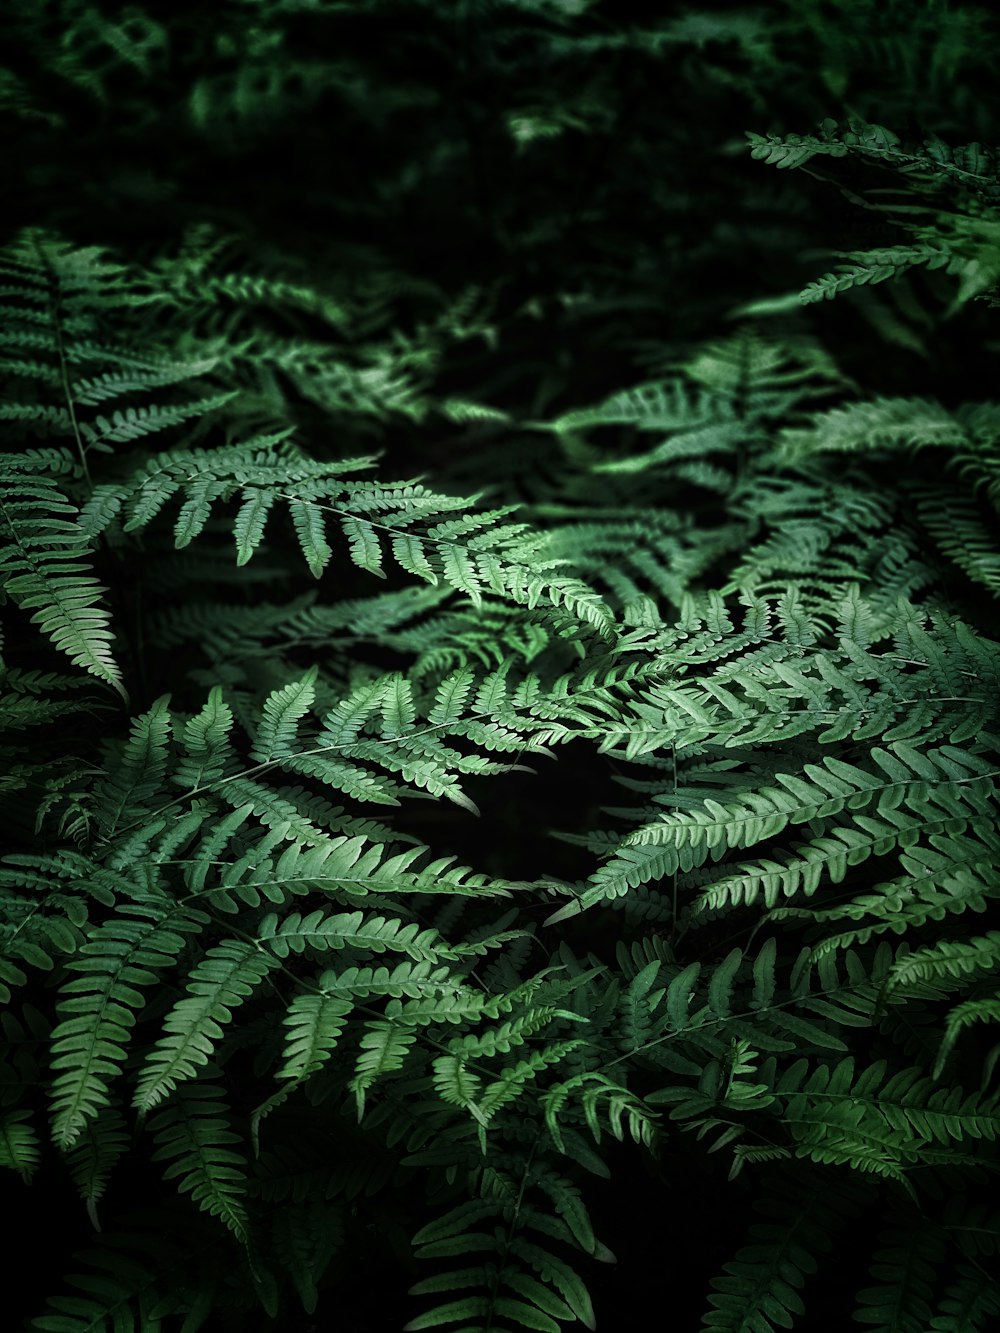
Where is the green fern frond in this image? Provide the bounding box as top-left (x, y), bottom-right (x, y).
top-left (350, 1020), bottom-right (419, 1118)
top-left (173, 686), bottom-right (236, 790)
top-left (800, 244), bottom-right (956, 304)
top-left (149, 1081), bottom-right (250, 1243)
top-left (49, 904), bottom-right (206, 1147)
top-left (888, 932), bottom-right (1000, 991)
top-left (250, 668), bottom-right (319, 763)
top-left (135, 940), bottom-right (279, 1110)
top-left (407, 1166), bottom-right (602, 1333)
top-left (702, 1171), bottom-right (862, 1332)
top-left (914, 487), bottom-right (1000, 595)
top-left (64, 1104), bottom-right (130, 1229)
top-left (0, 1107), bottom-right (42, 1181)
top-left (929, 1262), bottom-right (1000, 1332)
top-left (93, 696), bottom-right (173, 838)
top-left (274, 991), bottom-right (353, 1084)
top-left (29, 1244), bottom-right (164, 1332)
top-left (0, 463), bottom-right (125, 696)
top-left (935, 996), bottom-right (1000, 1079)
top-left (258, 908), bottom-right (453, 963)
top-left (853, 1209), bottom-right (946, 1333)
top-left (271, 1200), bottom-right (345, 1315)
top-left (4, 60), bottom-right (1000, 1330)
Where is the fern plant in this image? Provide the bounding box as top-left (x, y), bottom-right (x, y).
top-left (748, 116), bottom-right (1000, 313)
top-left (3, 1), bottom-right (1000, 1330)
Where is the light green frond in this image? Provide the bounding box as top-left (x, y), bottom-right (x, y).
top-left (251, 668), bottom-right (318, 762)
top-left (350, 1020), bottom-right (418, 1118)
top-left (50, 904), bottom-right (206, 1146)
top-left (135, 940), bottom-right (279, 1110)
top-left (275, 992), bottom-right (353, 1083)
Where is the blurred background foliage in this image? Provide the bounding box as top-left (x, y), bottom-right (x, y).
top-left (4, 0), bottom-right (999, 431)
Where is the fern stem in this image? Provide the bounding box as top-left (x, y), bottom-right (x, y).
top-left (484, 1129), bottom-right (541, 1333)
top-left (32, 236), bottom-right (92, 488)
top-left (605, 973), bottom-right (898, 1071)
top-left (98, 671), bottom-right (666, 848)
top-left (670, 743), bottom-right (679, 942)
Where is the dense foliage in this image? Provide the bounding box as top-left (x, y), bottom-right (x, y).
top-left (2, 1), bottom-right (1000, 1329)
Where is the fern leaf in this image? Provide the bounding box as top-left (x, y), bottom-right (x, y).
top-left (250, 668), bottom-right (318, 762)
top-left (276, 992), bottom-right (353, 1083)
top-left (392, 532), bottom-right (438, 584)
top-left (272, 1201), bottom-right (345, 1316)
top-left (173, 687), bottom-right (235, 790)
top-left (82, 391), bottom-right (236, 447)
top-left (508, 1239), bottom-right (597, 1330)
top-left (135, 940), bottom-right (279, 1110)
top-left (934, 997), bottom-right (1000, 1079)
top-left (380, 672), bottom-right (417, 739)
top-left (318, 676), bottom-right (388, 747)
top-left (853, 1211), bottom-right (945, 1333)
top-left (50, 905), bottom-right (205, 1147)
top-left (703, 1172), bottom-right (861, 1332)
top-left (929, 1262), bottom-right (1000, 1332)
top-left (149, 1081), bottom-right (250, 1244)
top-left (441, 547), bottom-right (483, 608)
top-left (800, 245), bottom-right (952, 304)
top-left (667, 962), bottom-right (702, 1031)
top-left (288, 497), bottom-right (333, 577)
top-left (431, 1055), bottom-right (486, 1124)
top-left (258, 908), bottom-right (451, 962)
top-left (64, 1104), bottom-right (129, 1229)
top-left (709, 948), bottom-right (743, 1018)
top-left (94, 697), bottom-right (172, 838)
top-left (0, 470), bottom-right (125, 696)
top-left (350, 1020), bottom-right (418, 1118)
top-left (429, 667), bottom-right (476, 726)
top-left (233, 487), bottom-right (276, 565)
top-left (0, 1108), bottom-right (41, 1181)
top-left (341, 515), bottom-right (386, 578)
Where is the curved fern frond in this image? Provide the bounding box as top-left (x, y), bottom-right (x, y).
top-left (853, 1209), bottom-right (947, 1333)
top-left (50, 904), bottom-right (206, 1146)
top-left (250, 667), bottom-right (318, 762)
top-left (702, 1171), bottom-right (862, 1332)
top-left (0, 1107), bottom-right (41, 1181)
top-left (135, 940), bottom-right (279, 1111)
top-left (0, 460), bottom-right (124, 697)
top-left (149, 1080), bottom-right (250, 1243)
